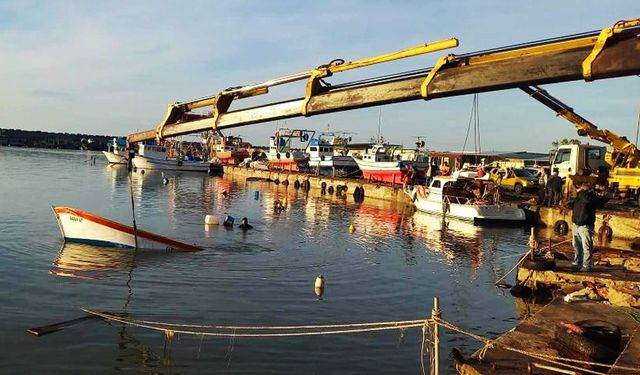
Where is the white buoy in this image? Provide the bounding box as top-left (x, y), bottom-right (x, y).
top-left (162, 177), bottom-right (169, 185)
top-left (315, 274), bottom-right (325, 297)
top-left (204, 215), bottom-right (220, 225)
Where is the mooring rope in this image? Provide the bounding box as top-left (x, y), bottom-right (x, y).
top-left (82, 309), bottom-right (426, 330)
top-left (433, 317), bottom-right (640, 374)
top-left (494, 238), bottom-right (573, 286)
top-left (82, 309), bottom-right (429, 337)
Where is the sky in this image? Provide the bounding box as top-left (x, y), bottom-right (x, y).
top-left (1, 1), bottom-right (639, 152)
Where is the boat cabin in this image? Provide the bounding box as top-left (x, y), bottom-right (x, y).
top-left (362, 144), bottom-right (402, 162)
top-left (429, 177), bottom-right (498, 205)
top-left (138, 143), bottom-right (167, 159)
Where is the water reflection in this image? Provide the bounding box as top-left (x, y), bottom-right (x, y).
top-left (409, 211), bottom-right (484, 270)
top-left (50, 242), bottom-right (171, 280)
top-left (50, 243), bottom-right (135, 279)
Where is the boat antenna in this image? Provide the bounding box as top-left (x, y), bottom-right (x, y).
top-left (378, 108), bottom-right (382, 144)
top-left (126, 144), bottom-right (139, 250)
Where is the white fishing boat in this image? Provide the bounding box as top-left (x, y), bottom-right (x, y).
top-left (52, 206), bottom-right (203, 251)
top-left (265, 128), bottom-right (311, 171)
top-left (353, 144), bottom-right (407, 183)
top-left (102, 137), bottom-right (127, 164)
top-left (306, 133), bottom-right (359, 175)
top-left (407, 177), bottom-right (525, 224)
top-left (132, 143), bottom-right (220, 173)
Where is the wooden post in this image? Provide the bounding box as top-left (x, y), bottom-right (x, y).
top-left (432, 296), bottom-right (440, 375)
top-left (529, 227), bottom-right (535, 260)
top-left (548, 238), bottom-right (552, 253)
top-left (392, 174), bottom-right (396, 186)
top-left (332, 166), bottom-right (335, 178)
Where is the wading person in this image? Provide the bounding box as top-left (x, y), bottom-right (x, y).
top-left (571, 182), bottom-right (609, 271)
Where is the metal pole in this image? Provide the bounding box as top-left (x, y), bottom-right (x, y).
top-left (432, 296), bottom-right (440, 375)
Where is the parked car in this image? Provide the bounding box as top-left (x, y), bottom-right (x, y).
top-left (488, 168), bottom-right (540, 194)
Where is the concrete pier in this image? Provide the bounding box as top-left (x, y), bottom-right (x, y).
top-left (224, 166), bottom-right (413, 203)
top-left (455, 298), bottom-right (640, 375)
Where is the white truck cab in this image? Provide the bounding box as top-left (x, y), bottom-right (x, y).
top-left (551, 144), bottom-right (607, 179)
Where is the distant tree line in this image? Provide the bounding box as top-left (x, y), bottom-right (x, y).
top-left (0, 128), bottom-right (116, 151)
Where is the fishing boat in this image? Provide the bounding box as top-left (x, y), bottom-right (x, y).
top-left (353, 144), bottom-right (408, 183)
top-left (102, 137), bottom-right (127, 164)
top-left (406, 177), bottom-right (526, 224)
top-left (210, 135), bottom-right (251, 166)
top-left (52, 206), bottom-right (203, 251)
top-left (132, 143), bottom-right (220, 173)
top-left (265, 128), bottom-right (311, 171)
top-left (306, 133), bottom-right (359, 176)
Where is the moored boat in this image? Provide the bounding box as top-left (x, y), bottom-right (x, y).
top-left (353, 144), bottom-right (407, 183)
top-left (52, 206), bottom-right (203, 251)
top-left (266, 128), bottom-right (311, 171)
top-left (102, 137), bottom-right (127, 164)
top-left (132, 143), bottom-right (220, 173)
top-left (307, 133), bottom-right (359, 176)
top-left (407, 177), bottom-right (526, 224)
top-left (211, 135), bottom-right (251, 166)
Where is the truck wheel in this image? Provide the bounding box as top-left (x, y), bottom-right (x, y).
top-left (514, 183), bottom-right (523, 195)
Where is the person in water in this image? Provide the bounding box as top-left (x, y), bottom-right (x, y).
top-left (239, 217), bottom-right (253, 230)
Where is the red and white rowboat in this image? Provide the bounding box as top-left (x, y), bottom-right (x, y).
top-left (52, 206), bottom-right (203, 252)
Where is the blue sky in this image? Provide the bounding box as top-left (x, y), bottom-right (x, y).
top-left (1, 1), bottom-right (639, 152)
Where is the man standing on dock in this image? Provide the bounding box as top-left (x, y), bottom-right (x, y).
top-left (571, 182), bottom-right (609, 272)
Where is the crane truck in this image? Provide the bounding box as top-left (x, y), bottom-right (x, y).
top-left (522, 85), bottom-right (640, 205)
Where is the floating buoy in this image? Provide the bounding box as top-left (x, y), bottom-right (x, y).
top-left (223, 215), bottom-right (235, 227)
top-left (204, 215), bottom-right (220, 225)
top-left (349, 223), bottom-right (356, 233)
top-left (315, 274), bottom-right (325, 297)
top-left (162, 177), bottom-right (169, 185)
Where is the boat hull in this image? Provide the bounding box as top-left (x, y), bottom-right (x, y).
top-left (354, 158), bottom-right (406, 183)
top-left (52, 207), bottom-right (202, 251)
top-left (102, 151), bottom-right (127, 164)
top-left (411, 192), bottom-right (526, 224)
top-left (132, 156), bottom-right (212, 172)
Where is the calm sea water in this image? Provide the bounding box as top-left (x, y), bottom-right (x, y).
top-left (0, 147), bottom-right (531, 374)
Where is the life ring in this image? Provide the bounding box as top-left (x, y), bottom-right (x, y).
top-left (320, 155), bottom-right (325, 161)
top-left (276, 153), bottom-right (281, 159)
top-left (281, 180), bottom-right (289, 186)
top-left (294, 180), bottom-right (301, 189)
top-left (286, 152), bottom-right (291, 159)
top-left (273, 178), bottom-right (280, 184)
top-left (328, 186), bottom-right (335, 194)
top-left (321, 181), bottom-right (327, 190)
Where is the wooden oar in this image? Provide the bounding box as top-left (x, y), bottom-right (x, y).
top-left (27, 314), bottom-right (104, 336)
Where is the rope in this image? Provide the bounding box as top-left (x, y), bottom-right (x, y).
top-left (82, 309), bottom-right (429, 338)
top-left (434, 317), bottom-right (640, 374)
top-left (82, 309), bottom-right (426, 330)
top-left (494, 238), bottom-right (573, 285)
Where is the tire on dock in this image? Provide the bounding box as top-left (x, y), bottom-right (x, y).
top-left (521, 258), bottom-right (556, 271)
top-left (555, 320), bottom-right (621, 364)
top-left (554, 219), bottom-right (569, 235)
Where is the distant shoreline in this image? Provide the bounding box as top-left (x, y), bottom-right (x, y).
top-left (0, 128), bottom-right (116, 151)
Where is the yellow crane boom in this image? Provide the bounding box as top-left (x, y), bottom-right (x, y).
top-left (128, 18), bottom-right (640, 144)
top-left (521, 85), bottom-right (640, 169)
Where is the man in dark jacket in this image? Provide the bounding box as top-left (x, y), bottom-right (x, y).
top-left (546, 170), bottom-right (563, 207)
top-left (572, 182), bottom-right (608, 271)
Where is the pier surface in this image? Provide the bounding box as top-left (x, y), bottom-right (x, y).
top-left (455, 298), bottom-right (640, 375)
